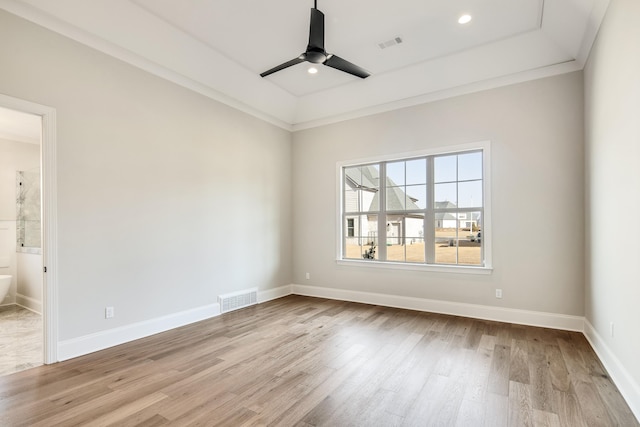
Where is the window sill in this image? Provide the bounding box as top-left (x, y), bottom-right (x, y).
top-left (336, 259), bottom-right (493, 275)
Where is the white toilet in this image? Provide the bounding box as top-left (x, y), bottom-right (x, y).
top-left (0, 275), bottom-right (11, 303)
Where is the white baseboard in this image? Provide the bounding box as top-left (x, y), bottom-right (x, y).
top-left (54, 284), bottom-right (637, 420)
top-left (291, 284), bottom-right (584, 332)
top-left (16, 293), bottom-right (42, 314)
top-left (57, 286), bottom-right (292, 362)
top-left (583, 320), bottom-right (640, 420)
top-left (258, 285), bottom-right (293, 303)
top-left (57, 303), bottom-right (221, 361)
top-left (54, 285), bottom-right (583, 362)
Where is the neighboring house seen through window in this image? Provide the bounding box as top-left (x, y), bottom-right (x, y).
top-left (346, 218), bottom-right (355, 237)
top-left (341, 146), bottom-right (488, 268)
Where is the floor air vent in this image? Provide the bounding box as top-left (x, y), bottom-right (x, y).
top-left (219, 288), bottom-right (258, 313)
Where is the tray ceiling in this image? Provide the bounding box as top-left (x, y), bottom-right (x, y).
top-left (0, 0), bottom-right (609, 129)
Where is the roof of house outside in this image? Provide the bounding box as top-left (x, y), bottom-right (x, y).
top-left (346, 167), bottom-right (481, 219)
top-left (346, 165), bottom-right (421, 211)
top-left (344, 165), bottom-right (379, 191)
top-left (371, 184), bottom-right (421, 211)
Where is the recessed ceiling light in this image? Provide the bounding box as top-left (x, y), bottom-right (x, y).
top-left (458, 14), bottom-right (472, 24)
top-left (308, 67), bottom-right (318, 74)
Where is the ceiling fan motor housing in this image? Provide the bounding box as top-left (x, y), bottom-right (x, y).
top-left (305, 49), bottom-right (327, 64)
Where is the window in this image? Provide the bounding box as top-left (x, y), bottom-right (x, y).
top-left (340, 144), bottom-right (490, 270)
top-left (346, 218), bottom-right (355, 237)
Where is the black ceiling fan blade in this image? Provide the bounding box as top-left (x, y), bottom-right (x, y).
top-left (324, 54), bottom-right (370, 79)
top-left (260, 57), bottom-right (306, 78)
top-left (308, 8), bottom-right (325, 51)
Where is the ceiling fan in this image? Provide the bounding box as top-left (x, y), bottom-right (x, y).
top-left (260, 0), bottom-right (370, 79)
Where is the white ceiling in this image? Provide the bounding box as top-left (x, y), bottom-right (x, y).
top-left (1, 0), bottom-right (609, 130)
top-left (0, 106), bottom-right (41, 144)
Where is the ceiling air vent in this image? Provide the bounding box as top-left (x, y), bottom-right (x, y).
top-left (378, 37), bottom-right (403, 50)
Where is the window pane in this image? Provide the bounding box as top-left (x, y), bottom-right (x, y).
top-left (361, 164), bottom-right (380, 188)
top-left (385, 214), bottom-right (425, 262)
top-left (386, 214), bottom-right (403, 248)
top-left (406, 215), bottom-right (425, 263)
top-left (346, 218), bottom-right (355, 237)
top-left (434, 155), bottom-right (456, 183)
top-left (363, 189), bottom-right (379, 212)
top-left (344, 180), bottom-right (358, 212)
top-left (386, 186), bottom-right (405, 211)
top-left (458, 217), bottom-right (482, 265)
top-left (435, 182), bottom-right (457, 206)
top-left (458, 152), bottom-right (482, 181)
top-left (386, 214), bottom-right (405, 262)
top-left (344, 165), bottom-right (380, 212)
top-left (344, 166), bottom-right (362, 186)
top-left (345, 165), bottom-right (380, 188)
top-left (406, 158), bottom-right (426, 185)
top-left (344, 215), bottom-right (362, 259)
top-left (344, 214), bottom-right (378, 260)
top-left (458, 180), bottom-right (482, 208)
top-left (362, 215), bottom-right (379, 260)
top-left (406, 184), bottom-right (426, 209)
top-left (344, 188), bottom-right (379, 212)
top-left (435, 218), bottom-right (457, 264)
top-left (386, 161), bottom-right (405, 186)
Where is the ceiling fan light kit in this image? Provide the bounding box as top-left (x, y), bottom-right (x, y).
top-left (260, 0), bottom-right (370, 79)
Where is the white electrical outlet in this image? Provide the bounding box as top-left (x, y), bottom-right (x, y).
top-left (306, 272), bottom-right (310, 280)
top-left (105, 306), bottom-right (115, 319)
top-left (495, 289), bottom-right (503, 299)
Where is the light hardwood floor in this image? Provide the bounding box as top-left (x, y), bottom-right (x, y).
top-left (0, 295), bottom-right (637, 426)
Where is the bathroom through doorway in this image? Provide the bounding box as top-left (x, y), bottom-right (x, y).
top-left (0, 94), bottom-right (58, 371)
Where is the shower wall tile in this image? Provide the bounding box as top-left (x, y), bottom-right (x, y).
top-left (21, 171), bottom-right (40, 221)
top-left (16, 171), bottom-right (41, 250)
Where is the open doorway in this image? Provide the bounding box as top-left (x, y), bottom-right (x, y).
top-left (0, 94), bottom-right (58, 371)
top-left (0, 106), bottom-right (43, 375)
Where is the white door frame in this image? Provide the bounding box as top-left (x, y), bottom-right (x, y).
top-left (0, 93), bottom-right (58, 364)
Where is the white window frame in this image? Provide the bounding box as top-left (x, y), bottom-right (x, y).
top-left (336, 141), bottom-right (492, 274)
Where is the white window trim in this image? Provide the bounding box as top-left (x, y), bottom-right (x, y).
top-left (336, 140), bottom-right (492, 274)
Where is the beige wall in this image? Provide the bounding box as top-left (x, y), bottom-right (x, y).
top-left (584, 0), bottom-right (640, 407)
top-left (0, 10), bottom-right (292, 340)
top-left (293, 72), bottom-right (585, 316)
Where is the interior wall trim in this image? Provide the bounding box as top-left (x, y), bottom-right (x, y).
top-left (57, 285), bottom-right (291, 362)
top-left (257, 285), bottom-right (293, 304)
top-left (290, 284), bottom-right (584, 332)
top-left (583, 320), bottom-right (640, 420)
top-left (16, 293), bottom-right (42, 314)
top-left (56, 284), bottom-right (586, 360)
top-left (57, 303), bottom-right (221, 361)
top-left (0, 93), bottom-right (58, 365)
top-left (53, 284), bottom-right (639, 419)
top-left (0, 0), bottom-right (293, 131)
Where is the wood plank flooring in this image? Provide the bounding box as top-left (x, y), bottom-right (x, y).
top-left (0, 295), bottom-right (637, 426)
